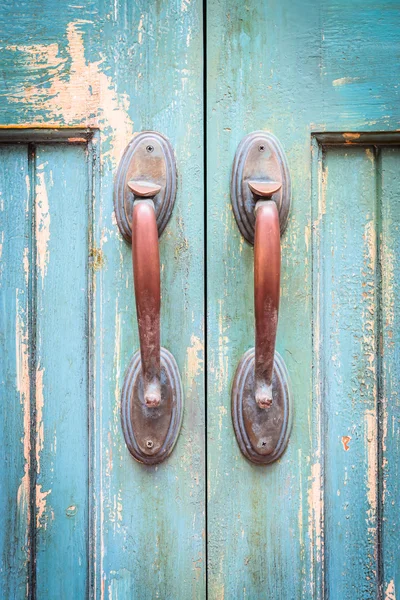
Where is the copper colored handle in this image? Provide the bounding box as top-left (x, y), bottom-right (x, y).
top-left (253, 192), bottom-right (281, 409)
top-left (130, 181), bottom-right (162, 408)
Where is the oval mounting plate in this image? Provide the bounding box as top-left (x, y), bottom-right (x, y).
top-left (232, 349), bottom-right (293, 465)
top-left (114, 131), bottom-right (177, 242)
top-left (231, 131), bottom-right (291, 244)
top-left (121, 348), bottom-right (183, 465)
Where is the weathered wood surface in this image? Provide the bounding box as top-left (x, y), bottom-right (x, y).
top-left (0, 0), bottom-right (400, 599)
top-left (0, 146), bottom-right (31, 598)
top-left (0, 1), bottom-right (205, 598)
top-left (207, 1), bottom-right (400, 598)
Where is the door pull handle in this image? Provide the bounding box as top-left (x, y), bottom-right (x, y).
top-left (252, 181), bottom-right (282, 409)
top-left (231, 132), bottom-right (293, 465)
top-left (114, 132), bottom-right (183, 465)
top-left (129, 180), bottom-right (162, 408)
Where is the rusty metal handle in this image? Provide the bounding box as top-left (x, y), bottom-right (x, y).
top-left (129, 180), bottom-right (162, 408)
top-left (251, 181), bottom-right (282, 409)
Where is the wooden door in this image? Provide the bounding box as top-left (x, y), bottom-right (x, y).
top-left (207, 2), bottom-right (400, 599)
top-left (1, 2), bottom-right (399, 599)
top-left (0, 2), bottom-right (205, 598)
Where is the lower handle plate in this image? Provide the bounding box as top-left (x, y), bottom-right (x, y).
top-left (232, 348), bottom-right (292, 465)
top-left (121, 347), bottom-right (183, 465)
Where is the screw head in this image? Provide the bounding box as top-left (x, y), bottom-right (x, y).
top-left (258, 144), bottom-right (265, 152)
top-left (146, 145), bottom-right (154, 153)
top-left (146, 439), bottom-right (154, 449)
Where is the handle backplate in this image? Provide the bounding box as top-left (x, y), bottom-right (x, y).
top-left (231, 131), bottom-right (291, 244)
top-left (114, 131), bottom-right (177, 242)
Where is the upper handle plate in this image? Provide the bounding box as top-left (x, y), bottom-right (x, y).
top-left (231, 131), bottom-right (291, 244)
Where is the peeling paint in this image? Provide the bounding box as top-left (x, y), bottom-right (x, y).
top-left (15, 293), bottom-right (31, 547)
top-left (341, 435), bottom-right (351, 451)
top-left (365, 409), bottom-right (378, 523)
top-left (36, 484), bottom-right (51, 529)
top-left (7, 20), bottom-right (133, 166)
top-left (342, 132), bottom-right (361, 141)
top-left (385, 579), bottom-right (396, 600)
top-left (308, 461), bottom-right (323, 566)
top-left (333, 77), bottom-right (360, 86)
top-left (186, 334), bottom-right (204, 382)
top-left (35, 167), bottom-right (51, 281)
top-left (90, 246), bottom-right (106, 271)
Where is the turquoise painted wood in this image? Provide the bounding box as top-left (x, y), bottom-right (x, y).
top-left (0, 146), bottom-right (31, 598)
top-left (0, 1), bottom-right (400, 599)
top-left (380, 148), bottom-right (400, 596)
top-left (207, 1), bottom-right (400, 599)
top-left (0, 1), bottom-right (205, 598)
top-left (34, 144), bottom-right (89, 597)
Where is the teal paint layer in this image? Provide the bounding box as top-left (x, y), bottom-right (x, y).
top-left (315, 146), bottom-right (379, 597)
top-left (380, 148), bottom-right (400, 598)
top-left (0, 142), bottom-right (90, 598)
top-left (0, 146), bottom-right (30, 599)
top-left (0, 0), bottom-right (205, 596)
top-left (313, 142), bottom-right (400, 598)
top-left (207, 1), bottom-right (400, 598)
top-left (34, 144), bottom-right (89, 598)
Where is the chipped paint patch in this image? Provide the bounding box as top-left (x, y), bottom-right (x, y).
top-left (341, 435), bottom-right (351, 451)
top-left (36, 484), bottom-right (51, 529)
top-left (7, 20), bottom-right (133, 167)
top-left (90, 246), bottom-right (106, 271)
top-left (342, 132), bottom-right (361, 141)
top-left (365, 409), bottom-right (378, 518)
top-left (308, 460), bottom-right (323, 586)
top-left (35, 365), bottom-right (45, 471)
top-left (217, 299), bottom-right (229, 394)
top-left (15, 292), bottom-right (31, 547)
top-left (186, 334), bottom-right (204, 382)
top-left (385, 580), bottom-right (396, 600)
top-left (333, 77), bottom-right (360, 86)
top-left (35, 167), bottom-right (51, 281)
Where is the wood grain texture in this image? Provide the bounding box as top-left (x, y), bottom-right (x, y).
top-left (315, 146), bottom-right (380, 597)
top-left (34, 144), bottom-right (89, 598)
top-left (1, 0), bottom-right (400, 598)
top-left (0, 146), bottom-right (31, 598)
top-left (0, 1), bottom-right (205, 598)
top-left (380, 147), bottom-right (400, 599)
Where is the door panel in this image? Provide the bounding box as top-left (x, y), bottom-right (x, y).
top-left (313, 141), bottom-right (400, 597)
top-left (206, 2), bottom-right (400, 599)
top-left (0, 142), bottom-right (90, 597)
top-left (0, 1), bottom-right (205, 598)
top-left (0, 145), bottom-right (31, 598)
top-left (380, 148), bottom-right (400, 597)
top-left (34, 144), bottom-right (89, 597)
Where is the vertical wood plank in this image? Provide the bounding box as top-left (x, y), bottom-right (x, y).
top-left (315, 146), bottom-right (379, 598)
top-left (206, 2), bottom-right (318, 597)
top-left (0, 146), bottom-right (30, 599)
top-left (34, 144), bottom-right (89, 598)
top-left (93, 2), bottom-right (206, 597)
top-left (380, 147), bottom-right (400, 599)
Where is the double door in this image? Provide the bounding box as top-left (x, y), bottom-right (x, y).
top-left (1, 1), bottom-right (399, 598)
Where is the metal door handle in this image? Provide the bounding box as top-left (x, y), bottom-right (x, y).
top-left (129, 181), bottom-right (162, 408)
top-left (114, 132), bottom-right (183, 465)
top-left (231, 132), bottom-right (293, 465)
top-left (252, 181), bottom-right (281, 409)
